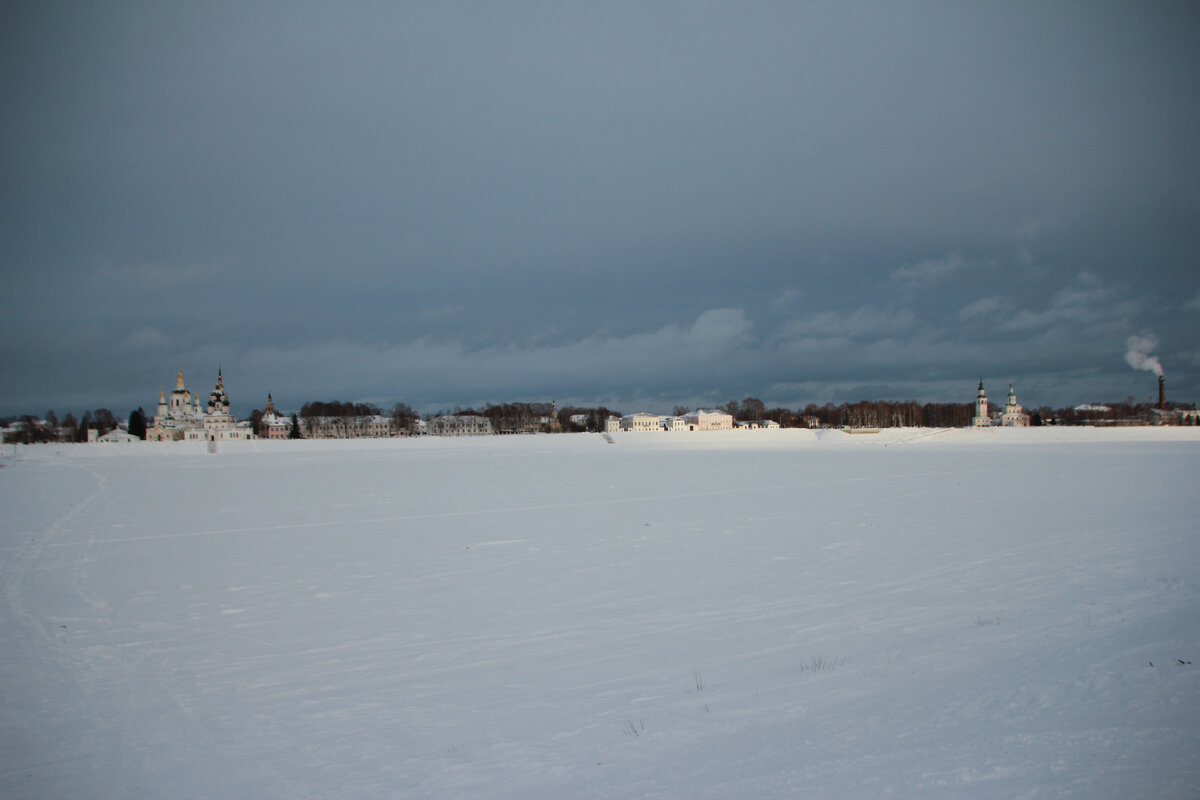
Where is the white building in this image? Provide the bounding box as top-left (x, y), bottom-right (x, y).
top-left (972, 380), bottom-right (991, 427)
top-left (684, 409), bottom-right (734, 431)
top-left (427, 415), bottom-right (494, 436)
top-left (97, 428), bottom-right (139, 444)
top-left (147, 369), bottom-right (253, 442)
top-left (186, 369), bottom-right (246, 441)
top-left (302, 415), bottom-right (397, 439)
top-left (146, 370), bottom-right (204, 440)
top-left (1001, 383), bottom-right (1030, 427)
top-left (736, 419), bottom-right (780, 429)
top-left (661, 415), bottom-right (686, 432)
top-left (619, 412), bottom-right (661, 432)
top-left (261, 394), bottom-right (290, 439)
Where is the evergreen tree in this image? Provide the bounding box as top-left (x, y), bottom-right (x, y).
top-left (289, 413), bottom-right (303, 439)
top-left (76, 411), bottom-right (93, 442)
top-left (61, 412), bottom-right (78, 442)
top-left (128, 408), bottom-right (148, 439)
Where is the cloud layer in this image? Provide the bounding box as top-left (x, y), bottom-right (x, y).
top-left (2, 2), bottom-right (1198, 415)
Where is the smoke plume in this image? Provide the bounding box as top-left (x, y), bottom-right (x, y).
top-left (1125, 332), bottom-right (1164, 377)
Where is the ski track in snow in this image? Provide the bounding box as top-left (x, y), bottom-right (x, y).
top-left (1, 429), bottom-right (1198, 799)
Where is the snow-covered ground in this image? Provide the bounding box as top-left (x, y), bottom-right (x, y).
top-left (2, 427), bottom-right (1198, 799)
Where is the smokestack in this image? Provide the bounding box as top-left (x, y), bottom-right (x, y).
top-left (1159, 375), bottom-right (1166, 410)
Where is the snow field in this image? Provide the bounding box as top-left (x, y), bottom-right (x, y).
top-left (1, 428), bottom-right (1198, 798)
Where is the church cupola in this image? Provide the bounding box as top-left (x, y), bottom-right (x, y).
top-left (207, 368), bottom-right (230, 415)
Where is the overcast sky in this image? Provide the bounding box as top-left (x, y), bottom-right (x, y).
top-left (2, 1), bottom-right (1198, 418)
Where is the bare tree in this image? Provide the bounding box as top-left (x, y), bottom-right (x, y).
top-left (739, 397), bottom-right (766, 422)
top-left (391, 402), bottom-right (419, 434)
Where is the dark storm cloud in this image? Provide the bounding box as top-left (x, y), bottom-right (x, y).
top-left (2, 1), bottom-right (1198, 417)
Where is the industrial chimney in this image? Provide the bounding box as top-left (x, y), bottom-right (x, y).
top-left (1158, 375), bottom-right (1166, 410)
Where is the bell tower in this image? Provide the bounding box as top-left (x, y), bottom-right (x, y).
top-left (972, 378), bottom-right (990, 427)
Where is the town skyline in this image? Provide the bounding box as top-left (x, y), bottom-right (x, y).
top-left (3, 361), bottom-right (1187, 430)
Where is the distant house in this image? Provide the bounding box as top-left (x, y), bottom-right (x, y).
top-left (98, 428), bottom-right (140, 444)
top-left (304, 415), bottom-right (397, 438)
top-left (736, 419), bottom-right (779, 429)
top-left (1074, 404), bottom-right (1111, 413)
top-left (619, 413), bottom-right (661, 432)
top-left (427, 415), bottom-right (494, 436)
top-left (684, 409), bottom-right (734, 431)
top-left (1, 421), bottom-right (29, 443)
top-left (260, 394), bottom-right (290, 439)
top-left (263, 415), bottom-right (289, 439)
top-left (661, 416), bottom-right (686, 432)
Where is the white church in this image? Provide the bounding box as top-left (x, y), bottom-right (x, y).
top-left (973, 380), bottom-right (1030, 428)
top-left (145, 369), bottom-right (254, 441)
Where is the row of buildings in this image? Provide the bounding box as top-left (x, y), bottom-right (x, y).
top-left (604, 409), bottom-right (752, 432)
top-left (145, 370), bottom-right (400, 441)
top-left (15, 371), bottom-right (1196, 444)
top-left (127, 371), bottom-right (1034, 442)
top-left (136, 371), bottom-right (767, 440)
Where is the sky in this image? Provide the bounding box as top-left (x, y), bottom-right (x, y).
top-left (2, 1), bottom-right (1199, 418)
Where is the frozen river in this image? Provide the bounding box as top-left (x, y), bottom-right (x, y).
top-left (2, 427), bottom-right (1198, 798)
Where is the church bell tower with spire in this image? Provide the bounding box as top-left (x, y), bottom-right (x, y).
top-left (972, 378), bottom-right (991, 427)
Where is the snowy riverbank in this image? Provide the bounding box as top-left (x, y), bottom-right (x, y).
top-left (3, 429), bottom-right (1197, 798)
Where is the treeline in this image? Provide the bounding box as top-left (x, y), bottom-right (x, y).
top-left (436, 403), bottom-right (622, 433)
top-left (439, 402), bottom-right (604, 434)
top-left (1, 408), bottom-right (143, 443)
top-left (278, 401), bottom-right (420, 437)
top-left (810, 400), bottom-right (977, 429)
top-left (1047, 399), bottom-right (1194, 425)
top-left (669, 397), bottom-right (976, 428)
top-left (297, 401), bottom-right (419, 427)
top-left (713, 396), bottom-right (1195, 428)
top-left (556, 405), bottom-right (624, 433)
top-left (438, 398), bottom-right (981, 430)
top-left (299, 401), bottom-right (383, 418)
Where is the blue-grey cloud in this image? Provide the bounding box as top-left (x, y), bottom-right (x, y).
top-left (2, 1), bottom-right (1199, 417)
